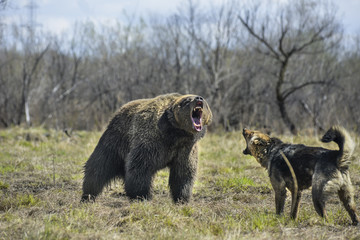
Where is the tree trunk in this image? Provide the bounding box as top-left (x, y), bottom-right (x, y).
top-left (25, 100), bottom-right (31, 127)
top-left (17, 83), bottom-right (26, 125)
top-left (277, 99), bottom-right (297, 135)
top-left (276, 59), bottom-right (297, 135)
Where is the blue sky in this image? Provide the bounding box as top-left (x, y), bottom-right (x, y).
top-left (3, 0), bottom-right (360, 36)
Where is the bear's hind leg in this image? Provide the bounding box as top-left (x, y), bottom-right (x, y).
top-left (81, 144), bottom-right (125, 202)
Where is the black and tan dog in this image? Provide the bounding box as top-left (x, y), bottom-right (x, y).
top-left (242, 126), bottom-right (359, 225)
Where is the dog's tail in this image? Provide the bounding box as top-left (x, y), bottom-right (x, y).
top-left (321, 126), bottom-right (355, 169)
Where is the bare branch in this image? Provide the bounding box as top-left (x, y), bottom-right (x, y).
top-left (283, 80), bottom-right (327, 100)
top-left (238, 15), bottom-right (281, 60)
top-left (278, 13), bottom-right (289, 57)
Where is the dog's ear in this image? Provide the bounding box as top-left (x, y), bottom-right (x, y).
top-left (253, 138), bottom-right (267, 146)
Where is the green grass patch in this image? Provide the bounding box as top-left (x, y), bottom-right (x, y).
top-left (215, 176), bottom-right (255, 192)
top-left (0, 151), bottom-right (12, 161)
top-left (181, 206), bottom-right (194, 217)
top-left (16, 194), bottom-right (40, 207)
top-left (246, 210), bottom-right (287, 231)
top-left (18, 140), bottom-right (34, 148)
top-left (0, 193), bottom-right (40, 211)
top-left (0, 163), bottom-right (16, 174)
top-left (0, 181), bottom-right (9, 190)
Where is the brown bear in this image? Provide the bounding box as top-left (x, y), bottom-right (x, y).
top-left (81, 93), bottom-right (212, 203)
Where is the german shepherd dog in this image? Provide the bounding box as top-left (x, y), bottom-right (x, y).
top-left (242, 126), bottom-right (359, 225)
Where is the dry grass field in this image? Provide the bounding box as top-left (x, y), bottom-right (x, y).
top-left (1, 127), bottom-right (360, 239)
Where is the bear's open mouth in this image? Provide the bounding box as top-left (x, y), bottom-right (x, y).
top-left (192, 101), bottom-right (203, 132)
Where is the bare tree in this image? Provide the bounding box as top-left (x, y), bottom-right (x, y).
top-left (150, 14), bottom-right (195, 94)
top-left (13, 24), bottom-right (49, 126)
top-left (239, 0), bottom-right (342, 134)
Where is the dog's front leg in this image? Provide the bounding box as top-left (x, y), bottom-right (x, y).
top-left (290, 191), bottom-right (302, 220)
top-left (272, 180), bottom-right (287, 215)
top-left (274, 188), bottom-right (286, 215)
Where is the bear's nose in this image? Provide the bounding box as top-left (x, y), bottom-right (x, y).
top-left (195, 96), bottom-right (203, 102)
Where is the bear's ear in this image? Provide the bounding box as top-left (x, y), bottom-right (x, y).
top-left (158, 109), bottom-right (176, 132)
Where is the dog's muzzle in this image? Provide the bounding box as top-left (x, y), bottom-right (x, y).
top-left (243, 147), bottom-right (250, 155)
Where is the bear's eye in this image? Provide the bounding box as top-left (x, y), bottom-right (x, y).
top-left (180, 98), bottom-right (191, 107)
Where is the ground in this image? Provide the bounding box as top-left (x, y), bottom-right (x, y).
top-left (1, 127), bottom-right (360, 239)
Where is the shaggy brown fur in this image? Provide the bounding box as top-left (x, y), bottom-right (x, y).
top-left (242, 126), bottom-right (359, 225)
top-left (81, 93), bottom-right (212, 203)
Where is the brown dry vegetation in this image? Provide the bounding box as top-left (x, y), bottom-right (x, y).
top-left (1, 127), bottom-right (360, 239)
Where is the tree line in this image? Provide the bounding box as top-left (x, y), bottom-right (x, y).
top-left (0, 0), bottom-right (359, 134)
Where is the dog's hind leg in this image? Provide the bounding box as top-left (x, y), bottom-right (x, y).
top-left (312, 173), bottom-right (328, 220)
top-left (312, 162), bottom-right (340, 221)
top-left (290, 191), bottom-right (302, 220)
top-left (312, 188), bottom-right (327, 220)
top-left (338, 174), bottom-right (359, 225)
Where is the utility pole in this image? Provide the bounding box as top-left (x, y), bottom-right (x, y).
top-left (0, 0), bottom-right (7, 10)
top-left (25, 0), bottom-right (38, 47)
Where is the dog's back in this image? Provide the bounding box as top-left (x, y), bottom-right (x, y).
top-left (269, 142), bottom-right (328, 191)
